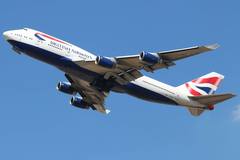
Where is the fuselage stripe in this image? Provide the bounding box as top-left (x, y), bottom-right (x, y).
top-left (35, 32), bottom-right (68, 45)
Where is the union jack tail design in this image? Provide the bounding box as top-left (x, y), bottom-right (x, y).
top-left (178, 72), bottom-right (224, 96)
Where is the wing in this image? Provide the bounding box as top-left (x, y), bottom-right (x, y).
top-left (74, 44), bottom-right (219, 84)
top-left (116, 44), bottom-right (219, 72)
top-left (65, 74), bottom-right (110, 114)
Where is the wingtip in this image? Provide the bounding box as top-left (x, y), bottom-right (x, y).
top-left (205, 43), bottom-right (220, 50)
top-left (105, 109), bottom-right (111, 114)
top-left (229, 93), bottom-right (237, 98)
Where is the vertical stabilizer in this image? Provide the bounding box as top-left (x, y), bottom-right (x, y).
top-left (177, 72), bottom-right (224, 96)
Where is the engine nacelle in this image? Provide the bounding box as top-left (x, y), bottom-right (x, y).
top-left (56, 82), bottom-right (76, 95)
top-left (139, 51), bottom-right (161, 64)
top-left (70, 97), bottom-right (90, 109)
top-left (95, 56), bottom-right (117, 69)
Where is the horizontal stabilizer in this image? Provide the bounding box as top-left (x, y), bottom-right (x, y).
top-left (189, 93), bottom-right (236, 106)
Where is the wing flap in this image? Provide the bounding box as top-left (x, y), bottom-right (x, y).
top-left (74, 59), bottom-right (143, 84)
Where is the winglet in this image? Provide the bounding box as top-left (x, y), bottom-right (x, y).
top-left (205, 43), bottom-right (220, 50)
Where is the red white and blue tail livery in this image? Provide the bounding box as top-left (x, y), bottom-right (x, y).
top-left (180, 72), bottom-right (224, 96)
top-left (3, 28), bottom-right (235, 116)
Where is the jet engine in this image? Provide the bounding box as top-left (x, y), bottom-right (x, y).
top-left (56, 82), bottom-right (76, 95)
top-left (95, 56), bottom-right (117, 69)
top-left (139, 51), bottom-right (161, 64)
top-left (70, 97), bottom-right (90, 109)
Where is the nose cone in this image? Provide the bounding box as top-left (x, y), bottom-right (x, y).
top-left (3, 31), bottom-right (11, 40)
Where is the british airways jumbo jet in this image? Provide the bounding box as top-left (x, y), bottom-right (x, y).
top-left (3, 28), bottom-right (235, 116)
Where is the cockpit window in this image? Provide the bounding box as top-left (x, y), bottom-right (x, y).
top-left (23, 28), bottom-right (28, 31)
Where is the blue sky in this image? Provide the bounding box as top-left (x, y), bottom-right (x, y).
top-left (0, 0), bottom-right (239, 159)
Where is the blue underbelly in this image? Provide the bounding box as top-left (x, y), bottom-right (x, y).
top-left (123, 83), bottom-right (178, 105)
top-left (8, 40), bottom-right (99, 82)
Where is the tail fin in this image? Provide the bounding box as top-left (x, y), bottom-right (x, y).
top-left (177, 72), bottom-right (224, 96)
top-left (177, 72), bottom-right (236, 116)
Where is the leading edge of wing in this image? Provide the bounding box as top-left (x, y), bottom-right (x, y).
top-left (115, 44), bottom-right (220, 60)
top-left (73, 43), bottom-right (219, 73)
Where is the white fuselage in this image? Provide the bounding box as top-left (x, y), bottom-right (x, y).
top-left (3, 28), bottom-right (204, 108)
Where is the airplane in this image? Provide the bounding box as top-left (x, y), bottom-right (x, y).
top-left (3, 28), bottom-right (235, 116)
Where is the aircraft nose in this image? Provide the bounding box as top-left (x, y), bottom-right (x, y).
top-left (3, 31), bottom-right (11, 40)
